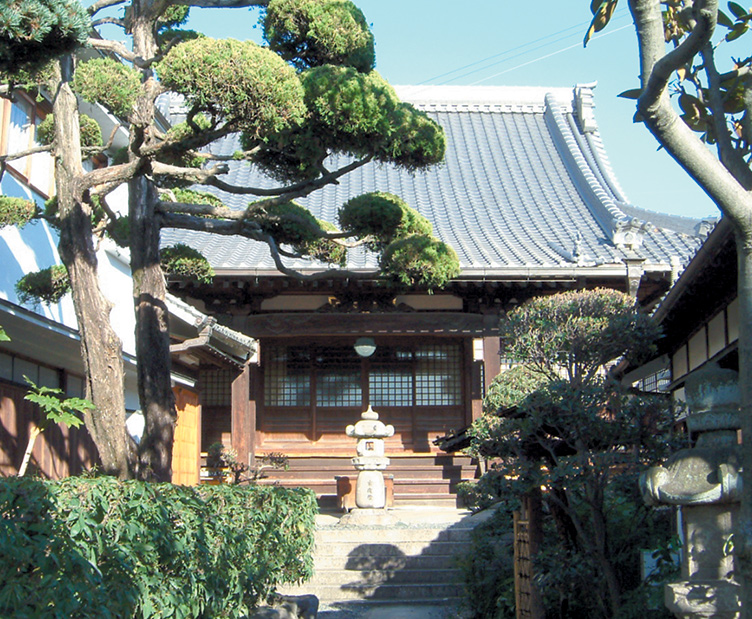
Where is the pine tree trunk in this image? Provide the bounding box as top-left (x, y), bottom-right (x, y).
top-left (53, 57), bottom-right (134, 479)
top-left (129, 176), bottom-right (176, 481)
top-left (128, 4), bottom-right (177, 481)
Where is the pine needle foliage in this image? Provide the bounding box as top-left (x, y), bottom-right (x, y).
top-left (72, 58), bottom-right (142, 120)
top-left (160, 244), bottom-right (214, 284)
top-left (157, 38), bottom-right (306, 139)
top-left (37, 112), bottom-right (102, 147)
top-left (15, 264), bottom-right (70, 305)
top-left (0, 0), bottom-right (90, 74)
top-left (339, 191), bottom-right (433, 250)
top-left (0, 196), bottom-right (36, 228)
top-left (380, 235), bottom-right (461, 289)
top-left (264, 0), bottom-right (375, 72)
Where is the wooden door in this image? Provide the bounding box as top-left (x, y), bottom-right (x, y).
top-left (172, 386), bottom-right (201, 485)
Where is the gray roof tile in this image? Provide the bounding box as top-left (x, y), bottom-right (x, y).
top-left (161, 85), bottom-right (704, 275)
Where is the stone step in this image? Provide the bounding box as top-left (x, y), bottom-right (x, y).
top-left (294, 567), bottom-right (462, 587)
top-left (312, 539), bottom-right (469, 558)
top-left (279, 581), bottom-right (464, 603)
top-left (314, 526), bottom-right (473, 544)
top-left (312, 550), bottom-right (463, 572)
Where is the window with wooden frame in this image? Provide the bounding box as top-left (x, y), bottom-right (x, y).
top-left (263, 341), bottom-right (463, 409)
top-left (1, 94), bottom-right (54, 196)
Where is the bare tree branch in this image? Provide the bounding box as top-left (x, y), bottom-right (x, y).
top-left (701, 43), bottom-right (752, 188)
top-left (207, 155), bottom-right (372, 196)
top-left (88, 38), bottom-right (141, 65)
top-left (76, 159), bottom-right (143, 199)
top-left (0, 144), bottom-right (54, 162)
top-left (91, 17), bottom-right (127, 29)
top-left (87, 0), bottom-right (127, 17)
top-left (151, 160), bottom-right (230, 182)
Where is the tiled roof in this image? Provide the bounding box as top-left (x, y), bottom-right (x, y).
top-left (161, 85), bottom-right (707, 276)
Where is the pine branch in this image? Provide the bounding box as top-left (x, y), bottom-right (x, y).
top-left (91, 17), bottom-right (127, 29)
top-left (206, 155), bottom-right (372, 196)
top-left (0, 144), bottom-right (54, 162)
top-left (88, 0), bottom-right (127, 17)
top-left (160, 213), bottom-right (375, 281)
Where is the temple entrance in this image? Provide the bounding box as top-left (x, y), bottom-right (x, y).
top-left (257, 338), bottom-right (468, 455)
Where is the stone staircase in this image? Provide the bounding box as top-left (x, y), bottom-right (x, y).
top-left (259, 454), bottom-right (478, 508)
top-left (277, 507), bottom-right (487, 608)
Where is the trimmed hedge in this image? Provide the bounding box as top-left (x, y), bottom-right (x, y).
top-left (0, 477), bottom-right (317, 618)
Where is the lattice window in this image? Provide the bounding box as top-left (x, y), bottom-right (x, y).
top-left (200, 368), bottom-right (233, 406)
top-left (370, 348), bottom-right (413, 406)
top-left (315, 347), bottom-right (361, 407)
top-left (264, 346), bottom-right (311, 407)
top-left (263, 341), bottom-right (463, 408)
top-left (634, 368), bottom-right (671, 394)
top-left (415, 344), bottom-right (462, 405)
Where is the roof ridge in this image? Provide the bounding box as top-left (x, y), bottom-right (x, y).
top-left (544, 92), bottom-right (626, 246)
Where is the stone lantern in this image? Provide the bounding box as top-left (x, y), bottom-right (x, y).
top-left (345, 405), bottom-right (394, 509)
top-left (640, 364), bottom-right (742, 618)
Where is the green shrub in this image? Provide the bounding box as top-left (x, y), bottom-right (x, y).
top-left (456, 508), bottom-right (515, 619)
top-left (0, 477), bottom-right (317, 618)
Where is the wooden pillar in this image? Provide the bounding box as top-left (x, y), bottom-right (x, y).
top-left (483, 334), bottom-right (501, 391)
top-left (231, 363), bottom-right (252, 467)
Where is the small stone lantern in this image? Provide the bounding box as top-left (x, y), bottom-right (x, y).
top-left (345, 405), bottom-right (394, 509)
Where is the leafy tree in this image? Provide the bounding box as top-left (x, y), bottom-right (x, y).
top-left (18, 378), bottom-right (94, 476)
top-left (0, 0), bottom-right (454, 480)
top-left (585, 2), bottom-right (752, 612)
top-left (463, 289), bottom-right (675, 617)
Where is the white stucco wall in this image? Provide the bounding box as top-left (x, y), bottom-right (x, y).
top-left (0, 175), bottom-right (138, 357)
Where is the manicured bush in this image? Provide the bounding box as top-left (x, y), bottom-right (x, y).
top-left (0, 476), bottom-right (317, 618)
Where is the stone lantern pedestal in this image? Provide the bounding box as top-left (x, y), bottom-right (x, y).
top-left (338, 406), bottom-right (398, 526)
top-left (640, 364), bottom-right (742, 618)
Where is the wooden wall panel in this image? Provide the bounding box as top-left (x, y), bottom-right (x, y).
top-left (0, 380), bottom-right (98, 478)
top-left (172, 386), bottom-right (200, 486)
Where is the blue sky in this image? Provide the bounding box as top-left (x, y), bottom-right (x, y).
top-left (177, 2), bottom-right (719, 220)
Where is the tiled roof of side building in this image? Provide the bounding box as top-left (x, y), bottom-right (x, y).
top-left (160, 84), bottom-right (708, 275)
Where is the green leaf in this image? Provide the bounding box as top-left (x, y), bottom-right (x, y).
top-left (728, 1), bottom-right (747, 19)
top-left (618, 88), bottom-right (642, 99)
top-left (0, 326), bottom-right (8, 341)
top-left (23, 377), bottom-right (93, 429)
top-left (717, 9), bottom-right (735, 28)
top-left (725, 23), bottom-right (749, 40)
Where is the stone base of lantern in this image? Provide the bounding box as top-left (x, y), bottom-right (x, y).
top-left (336, 475), bottom-right (394, 512)
top-left (337, 507), bottom-right (401, 527)
top-left (665, 580), bottom-right (741, 618)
